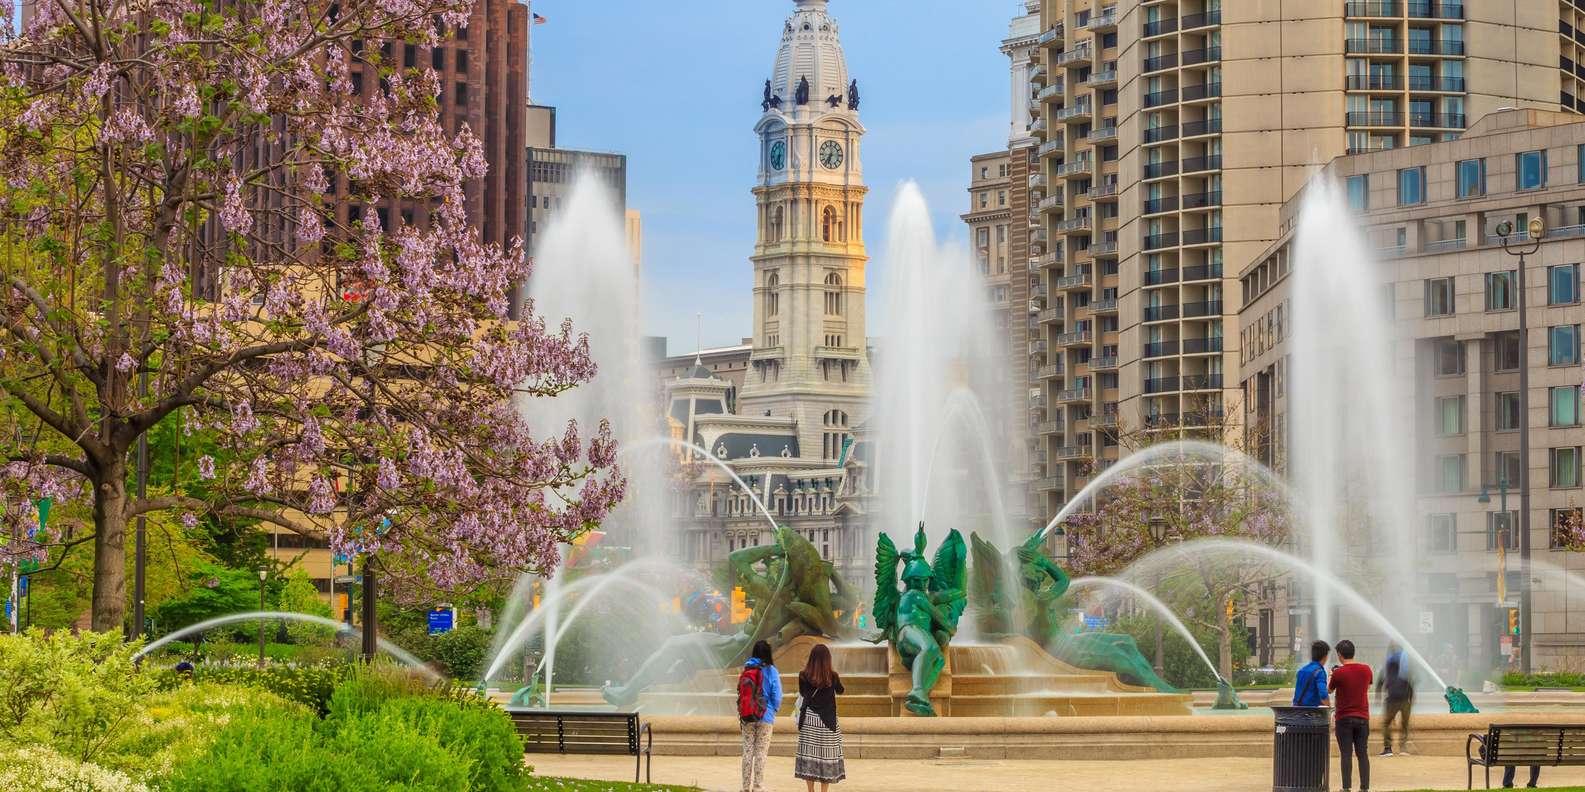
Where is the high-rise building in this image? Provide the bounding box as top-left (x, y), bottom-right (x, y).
top-left (1238, 108), bottom-right (1585, 669)
top-left (1025, 0), bottom-right (1567, 519)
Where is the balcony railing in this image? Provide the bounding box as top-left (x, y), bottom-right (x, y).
top-left (1182, 155), bottom-right (1223, 173)
top-left (1086, 9), bottom-right (1119, 30)
top-left (1089, 240), bottom-right (1119, 255)
top-left (1039, 137), bottom-right (1065, 156)
top-left (1056, 46), bottom-right (1093, 67)
top-left (1055, 215), bottom-right (1093, 232)
top-left (1055, 101), bottom-right (1094, 121)
top-left (1055, 330), bottom-right (1093, 346)
top-left (1144, 17), bottom-right (1178, 37)
top-left (1182, 226), bottom-right (1223, 245)
top-left (1038, 24), bottom-right (1064, 46)
top-left (1345, 38), bottom-right (1403, 54)
top-left (1409, 1), bottom-right (1463, 18)
top-left (1144, 196), bottom-right (1179, 214)
top-left (1143, 232), bottom-right (1179, 251)
top-left (1144, 303), bottom-right (1180, 322)
top-left (1144, 52), bottom-right (1179, 73)
top-left (1145, 268), bottom-right (1180, 286)
top-left (1144, 88), bottom-right (1180, 108)
top-left (1182, 118), bottom-right (1222, 136)
top-left (1086, 126), bottom-right (1119, 142)
top-left (1182, 191), bottom-right (1222, 209)
top-left (1423, 237), bottom-right (1466, 252)
top-left (1181, 299), bottom-right (1224, 317)
top-left (1347, 111), bottom-right (1404, 126)
top-left (1347, 74), bottom-right (1404, 91)
top-left (1091, 297), bottom-right (1118, 312)
top-left (1038, 83), bottom-right (1065, 102)
top-left (1345, 0), bottom-right (1400, 16)
top-left (1086, 69), bottom-right (1119, 87)
top-left (1409, 75), bottom-right (1465, 92)
top-left (1087, 180), bottom-right (1119, 199)
top-left (1182, 46), bottom-right (1222, 66)
top-left (1057, 157), bottom-right (1093, 176)
top-left (1145, 124), bottom-right (1179, 144)
top-left (1089, 356), bottom-right (1119, 371)
top-left (1410, 112), bottom-right (1465, 128)
top-left (1035, 363), bottom-right (1063, 380)
top-left (1144, 160), bottom-right (1180, 179)
top-left (1181, 263), bottom-right (1223, 281)
top-left (1182, 82), bottom-right (1223, 101)
top-left (1055, 385), bottom-right (1092, 403)
top-left (1182, 336), bottom-right (1224, 354)
top-left (1038, 195), bottom-right (1064, 212)
top-left (1182, 374), bottom-right (1225, 390)
top-left (1055, 270), bottom-right (1093, 289)
top-left (1144, 377), bottom-right (1180, 394)
top-left (1030, 173), bottom-right (1047, 189)
top-left (1143, 340), bottom-right (1179, 357)
top-left (1407, 38), bottom-right (1465, 56)
top-left (1181, 10), bottom-right (1222, 29)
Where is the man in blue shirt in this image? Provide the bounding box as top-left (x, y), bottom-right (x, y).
top-left (1293, 640), bottom-right (1332, 707)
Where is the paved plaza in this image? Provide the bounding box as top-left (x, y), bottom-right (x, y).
top-left (530, 752), bottom-right (1585, 792)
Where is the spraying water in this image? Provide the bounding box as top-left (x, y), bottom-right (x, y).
top-left (1069, 576), bottom-right (1223, 684)
top-left (1289, 178), bottom-right (1418, 639)
top-left (134, 611), bottom-right (438, 680)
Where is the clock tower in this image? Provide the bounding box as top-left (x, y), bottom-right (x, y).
top-left (741, 0), bottom-right (871, 460)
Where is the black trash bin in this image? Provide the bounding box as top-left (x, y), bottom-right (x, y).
top-left (1272, 706), bottom-right (1330, 792)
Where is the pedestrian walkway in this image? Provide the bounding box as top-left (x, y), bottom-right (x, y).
top-left (528, 752), bottom-right (1585, 792)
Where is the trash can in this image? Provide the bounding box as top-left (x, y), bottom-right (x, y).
top-left (1272, 706), bottom-right (1329, 792)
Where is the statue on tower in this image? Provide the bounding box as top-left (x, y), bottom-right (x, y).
top-left (848, 79), bottom-right (860, 110)
top-left (796, 76), bottom-right (810, 106)
top-left (871, 523), bottom-right (967, 716)
top-left (762, 79), bottom-right (773, 112)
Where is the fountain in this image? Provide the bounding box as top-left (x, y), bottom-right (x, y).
top-left (134, 611), bottom-right (439, 681)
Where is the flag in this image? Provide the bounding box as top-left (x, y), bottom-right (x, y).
top-left (533, 13), bottom-right (546, 24)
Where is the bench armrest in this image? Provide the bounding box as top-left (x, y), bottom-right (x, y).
top-left (640, 722), bottom-right (653, 755)
top-left (1466, 733), bottom-right (1484, 765)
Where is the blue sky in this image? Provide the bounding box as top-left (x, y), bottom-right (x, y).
top-left (530, 0), bottom-right (1014, 353)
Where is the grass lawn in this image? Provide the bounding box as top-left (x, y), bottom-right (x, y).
top-left (526, 777), bottom-right (699, 792)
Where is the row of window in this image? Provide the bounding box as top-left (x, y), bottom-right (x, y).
top-left (1432, 447), bottom-right (1583, 493)
top-left (1350, 148), bottom-right (1571, 210)
top-left (1433, 386), bottom-right (1582, 436)
top-left (1424, 508), bottom-right (1584, 554)
top-left (1429, 327), bottom-right (1581, 376)
top-left (1423, 264), bottom-right (1581, 317)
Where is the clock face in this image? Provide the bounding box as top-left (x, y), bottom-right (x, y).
top-left (820, 140), bottom-right (844, 169)
top-left (769, 140), bottom-right (787, 171)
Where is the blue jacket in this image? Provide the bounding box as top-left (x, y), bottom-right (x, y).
top-left (745, 659), bottom-right (782, 724)
top-left (1293, 661), bottom-right (1329, 707)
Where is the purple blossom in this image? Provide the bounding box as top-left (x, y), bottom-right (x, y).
top-left (197, 455), bottom-right (216, 480)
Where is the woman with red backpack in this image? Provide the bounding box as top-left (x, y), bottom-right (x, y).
top-left (738, 640), bottom-right (782, 792)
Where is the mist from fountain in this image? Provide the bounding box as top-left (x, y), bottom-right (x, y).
top-left (872, 182), bottom-right (1012, 553)
top-left (1068, 576), bottom-right (1223, 684)
top-left (1290, 178), bottom-right (1419, 639)
top-left (134, 611), bottom-right (437, 680)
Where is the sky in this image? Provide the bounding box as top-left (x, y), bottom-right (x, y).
top-left (529, 0), bottom-right (1015, 354)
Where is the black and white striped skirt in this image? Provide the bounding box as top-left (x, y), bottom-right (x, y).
top-left (794, 712), bottom-right (846, 783)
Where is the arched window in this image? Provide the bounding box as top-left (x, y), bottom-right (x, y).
top-left (822, 409), bottom-right (850, 461)
top-left (821, 206), bottom-right (843, 242)
top-left (765, 272), bottom-right (780, 318)
top-left (823, 272), bottom-right (843, 316)
top-left (769, 205), bottom-right (785, 243)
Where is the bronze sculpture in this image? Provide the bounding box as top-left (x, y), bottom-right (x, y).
top-left (871, 523), bottom-right (967, 716)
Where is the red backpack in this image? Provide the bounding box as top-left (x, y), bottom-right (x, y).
top-left (737, 664), bottom-right (768, 723)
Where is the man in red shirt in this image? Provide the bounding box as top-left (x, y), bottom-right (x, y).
top-left (1329, 639), bottom-right (1375, 792)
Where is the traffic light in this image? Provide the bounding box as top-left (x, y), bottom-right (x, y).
top-left (1508, 608), bottom-right (1520, 636)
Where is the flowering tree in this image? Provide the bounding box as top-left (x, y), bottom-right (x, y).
top-left (1062, 423), bottom-right (1289, 676)
top-left (0, 0), bottom-right (624, 630)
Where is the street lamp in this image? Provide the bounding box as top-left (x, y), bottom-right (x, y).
top-left (256, 566), bottom-right (267, 668)
top-left (1495, 217), bottom-right (1543, 674)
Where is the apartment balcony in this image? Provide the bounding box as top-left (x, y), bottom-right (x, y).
top-left (1182, 190), bottom-right (1222, 210)
top-left (1144, 88), bottom-right (1179, 108)
top-left (1182, 155), bottom-right (1222, 175)
top-left (1408, 1), bottom-right (1463, 19)
top-left (1143, 339), bottom-right (1179, 358)
top-left (1033, 417), bottom-right (1063, 436)
top-left (1038, 83), bottom-right (1065, 102)
top-left (1055, 270), bottom-right (1093, 290)
top-left (1346, 38), bottom-right (1404, 55)
top-left (1144, 17), bottom-right (1178, 38)
top-left (1145, 124), bottom-right (1179, 144)
top-left (1030, 63), bottom-right (1047, 81)
top-left (1031, 250), bottom-right (1063, 269)
top-left (1035, 363), bottom-right (1064, 380)
top-left (1345, 0), bottom-right (1400, 17)
top-left (1055, 329), bottom-right (1093, 347)
top-left (1143, 160), bottom-right (1180, 179)
top-left (1038, 23), bottom-right (1064, 47)
top-left (1086, 125), bottom-right (1119, 143)
top-left (1055, 101), bottom-right (1094, 123)
top-left (1181, 299), bottom-right (1224, 318)
top-left (1144, 195), bottom-right (1179, 215)
top-left (1055, 214), bottom-right (1093, 232)
top-left (1056, 158), bottom-right (1093, 176)
top-left (1182, 336), bottom-right (1224, 354)
top-left (1054, 445), bottom-right (1087, 461)
top-left (1038, 194), bottom-right (1065, 212)
top-left (1091, 297), bottom-right (1118, 313)
top-left (1143, 232), bottom-right (1180, 251)
top-left (1182, 374), bottom-right (1225, 391)
top-left (1030, 173), bottom-right (1047, 189)
top-left (1181, 10), bottom-right (1223, 29)
top-left (1032, 475), bottom-right (1064, 493)
top-left (1182, 46), bottom-right (1222, 67)
top-left (1423, 237), bottom-right (1466, 253)
top-left (1030, 118), bottom-right (1048, 134)
top-left (1030, 338), bottom-right (1048, 354)
top-left (1039, 137), bottom-right (1065, 157)
top-left (1182, 82), bottom-right (1222, 102)
top-left (1089, 356), bottom-right (1119, 371)
top-left (1409, 75), bottom-right (1466, 92)
top-left (1144, 376), bottom-right (1180, 395)
top-left (1086, 9), bottom-right (1119, 32)
top-left (1030, 392), bottom-right (1047, 408)
top-left (1144, 412), bottom-right (1183, 429)
top-left (1036, 306), bottom-right (1063, 324)
top-left (1093, 408), bottom-right (1120, 428)
top-left (1031, 228), bottom-right (1049, 245)
top-left (1347, 111), bottom-right (1404, 127)
top-left (1410, 112), bottom-right (1466, 129)
top-left (1089, 239), bottom-right (1119, 256)
top-left (1086, 69), bottom-right (1118, 88)
top-left (1182, 118), bottom-right (1222, 137)
top-left (1087, 180), bottom-right (1119, 200)
top-left (1408, 39), bottom-right (1465, 56)
top-left (1347, 74), bottom-right (1404, 91)
top-left (1055, 384), bottom-right (1092, 404)
top-left (1182, 226), bottom-right (1223, 246)
top-left (1056, 46), bottom-right (1093, 68)
top-left (1144, 52), bottom-right (1179, 74)
top-left (1181, 263), bottom-right (1223, 281)
top-left (1145, 267), bottom-right (1181, 286)
top-left (1143, 303), bottom-right (1180, 322)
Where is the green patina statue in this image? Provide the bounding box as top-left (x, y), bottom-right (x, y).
top-left (968, 530), bottom-right (1179, 694)
top-left (598, 525), bottom-right (855, 708)
top-left (1445, 686), bottom-right (1479, 713)
top-left (872, 523), bottom-right (968, 717)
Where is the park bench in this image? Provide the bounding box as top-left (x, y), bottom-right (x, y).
top-left (504, 708), bottom-right (653, 783)
top-left (1466, 723), bottom-right (1585, 789)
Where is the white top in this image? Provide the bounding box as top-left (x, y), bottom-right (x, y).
top-left (771, 0), bottom-right (851, 116)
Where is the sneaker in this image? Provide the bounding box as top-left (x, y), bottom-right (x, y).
top-left (1379, 750), bottom-right (1393, 757)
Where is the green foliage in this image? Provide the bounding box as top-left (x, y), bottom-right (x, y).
top-left (147, 561), bottom-right (265, 638)
top-left (158, 705), bottom-right (397, 792)
top-left (278, 568), bottom-right (335, 643)
top-left (98, 682), bottom-right (304, 782)
top-left (335, 696), bottom-right (526, 792)
top-left (190, 662), bottom-right (348, 715)
top-left (524, 780), bottom-right (699, 792)
top-left (0, 630), bottom-right (157, 764)
top-left (0, 745), bottom-right (152, 792)
top-left (1502, 671), bottom-right (1585, 689)
top-left (425, 624), bottom-right (491, 680)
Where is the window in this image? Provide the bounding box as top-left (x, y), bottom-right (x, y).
top-left (1552, 386), bottom-right (1582, 427)
top-left (1550, 325), bottom-right (1582, 365)
top-left (1434, 337), bottom-right (1464, 375)
top-left (1488, 510), bottom-right (1520, 551)
top-left (1437, 453), bottom-right (1465, 493)
top-left (1496, 391), bottom-right (1522, 431)
top-left (1425, 514), bottom-right (1456, 554)
top-left (1552, 507), bottom-right (1585, 549)
top-left (822, 410), bottom-right (850, 460)
top-left (977, 228), bottom-right (989, 249)
top-left (1551, 446), bottom-right (1582, 487)
top-left (1424, 277), bottom-right (1454, 316)
top-left (998, 190), bottom-right (1007, 207)
top-left (1456, 158), bottom-right (1485, 198)
top-left (432, 47), bottom-right (445, 70)
top-left (765, 272), bottom-right (780, 318)
top-left (1517, 150), bottom-right (1547, 191)
top-left (1436, 396), bottom-right (1465, 435)
top-left (1496, 450), bottom-right (1522, 489)
top-left (1494, 332), bottom-right (1521, 371)
top-left (454, 80), bottom-right (468, 106)
top-left (821, 206), bottom-right (844, 242)
top-left (1485, 271), bottom-right (1516, 311)
top-left (823, 272), bottom-right (844, 316)
top-left (1550, 264), bottom-right (1581, 305)
top-left (1346, 175), bottom-right (1369, 211)
top-left (1398, 167), bottom-right (1425, 205)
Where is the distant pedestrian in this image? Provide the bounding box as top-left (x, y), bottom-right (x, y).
top-left (737, 639), bottom-right (781, 792)
top-left (1329, 639), bottom-right (1374, 792)
top-left (1377, 643), bottom-right (1414, 756)
top-left (1292, 639), bottom-right (1331, 707)
top-left (795, 644), bottom-right (846, 791)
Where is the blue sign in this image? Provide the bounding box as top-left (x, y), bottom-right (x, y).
top-left (427, 609), bottom-right (454, 635)
top-left (1082, 615), bottom-right (1112, 632)
top-left (18, 576), bottom-right (26, 597)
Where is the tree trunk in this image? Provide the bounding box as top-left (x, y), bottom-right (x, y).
top-left (90, 459), bottom-right (129, 633)
top-left (1217, 591), bottom-right (1234, 680)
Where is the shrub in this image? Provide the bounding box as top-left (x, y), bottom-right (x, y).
top-left (1503, 671), bottom-right (1585, 689)
top-left (98, 682), bottom-right (304, 782)
top-left (159, 706), bottom-right (386, 792)
top-left (191, 662), bottom-right (347, 714)
top-left (0, 629), bottom-right (157, 764)
top-left (342, 696), bottom-right (527, 791)
top-left (426, 624), bottom-right (491, 680)
top-left (0, 745), bottom-right (151, 792)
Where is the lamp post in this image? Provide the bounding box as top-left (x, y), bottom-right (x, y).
top-left (1495, 217), bottom-right (1543, 674)
top-left (256, 566), bottom-right (267, 668)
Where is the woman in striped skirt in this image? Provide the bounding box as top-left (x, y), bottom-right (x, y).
top-left (794, 643), bottom-right (846, 790)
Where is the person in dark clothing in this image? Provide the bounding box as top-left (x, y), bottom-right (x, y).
top-left (1475, 735), bottom-right (1541, 788)
top-left (794, 643), bottom-right (846, 790)
top-left (1376, 643), bottom-right (1413, 756)
top-left (1328, 639), bottom-right (1373, 792)
top-left (1292, 640), bottom-right (1331, 707)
